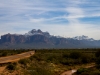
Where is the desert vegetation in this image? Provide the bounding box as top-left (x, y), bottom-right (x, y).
top-left (0, 49), bottom-right (30, 57)
top-left (73, 49), bottom-right (100, 75)
top-left (0, 49), bottom-right (99, 75)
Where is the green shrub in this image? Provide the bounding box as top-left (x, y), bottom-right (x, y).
top-left (81, 54), bottom-right (91, 63)
top-left (28, 67), bottom-right (52, 75)
top-left (74, 69), bottom-right (100, 75)
top-left (76, 68), bottom-right (88, 74)
top-left (1, 52), bottom-right (8, 56)
top-left (70, 52), bottom-right (81, 59)
top-left (25, 64), bottom-right (53, 75)
top-left (19, 59), bottom-right (30, 65)
top-left (62, 53), bottom-right (70, 58)
top-left (91, 70), bottom-right (100, 75)
top-left (95, 50), bottom-right (100, 57)
top-left (6, 63), bottom-right (16, 70)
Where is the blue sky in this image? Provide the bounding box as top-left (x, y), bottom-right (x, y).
top-left (0, 0), bottom-right (100, 39)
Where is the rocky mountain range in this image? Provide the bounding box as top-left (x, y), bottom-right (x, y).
top-left (0, 29), bottom-right (100, 49)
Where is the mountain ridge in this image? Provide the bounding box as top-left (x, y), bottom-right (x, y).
top-left (0, 29), bottom-right (100, 49)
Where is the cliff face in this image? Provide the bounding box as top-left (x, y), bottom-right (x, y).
top-left (1, 34), bottom-right (26, 44)
top-left (26, 35), bottom-right (52, 44)
top-left (0, 33), bottom-right (52, 44)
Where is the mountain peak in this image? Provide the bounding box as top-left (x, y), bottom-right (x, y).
top-left (30, 29), bottom-right (36, 33)
top-left (30, 29), bottom-right (42, 33)
top-left (73, 35), bottom-right (94, 41)
top-left (37, 29), bottom-right (42, 33)
top-left (29, 29), bottom-right (42, 33)
top-left (25, 29), bottom-right (50, 37)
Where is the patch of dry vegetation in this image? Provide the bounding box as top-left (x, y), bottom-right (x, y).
top-left (0, 49), bottom-right (99, 75)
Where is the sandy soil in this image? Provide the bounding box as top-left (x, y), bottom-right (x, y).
top-left (0, 51), bottom-right (35, 73)
top-left (0, 51), bottom-right (35, 63)
top-left (0, 66), bottom-right (6, 73)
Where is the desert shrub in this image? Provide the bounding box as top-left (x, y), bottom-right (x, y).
top-left (61, 58), bottom-right (75, 65)
top-left (1, 52), bottom-right (8, 56)
top-left (96, 57), bottom-right (100, 65)
top-left (6, 63), bottom-right (16, 70)
top-left (74, 68), bottom-right (100, 75)
top-left (60, 58), bottom-right (69, 65)
top-left (24, 63), bottom-right (53, 75)
top-left (46, 54), bottom-right (62, 64)
top-left (62, 53), bottom-right (70, 58)
top-left (95, 57), bottom-right (100, 69)
top-left (47, 56), bottom-right (57, 63)
top-left (95, 50), bottom-right (100, 68)
top-left (29, 55), bottom-right (36, 61)
top-left (32, 53), bottom-right (44, 61)
top-left (28, 67), bottom-right (52, 75)
top-left (19, 58), bottom-right (30, 65)
top-left (91, 70), bottom-right (100, 75)
top-left (70, 51), bottom-right (81, 59)
top-left (81, 54), bottom-right (92, 63)
top-left (95, 50), bottom-right (100, 57)
top-left (76, 68), bottom-right (88, 74)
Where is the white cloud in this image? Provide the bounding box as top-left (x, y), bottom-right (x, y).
top-left (0, 0), bottom-right (100, 39)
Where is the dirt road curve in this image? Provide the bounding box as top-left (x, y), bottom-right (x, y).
top-left (0, 51), bottom-right (35, 63)
top-left (61, 69), bottom-right (77, 75)
top-left (60, 64), bottom-right (95, 75)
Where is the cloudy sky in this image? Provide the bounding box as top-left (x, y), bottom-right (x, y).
top-left (0, 0), bottom-right (100, 39)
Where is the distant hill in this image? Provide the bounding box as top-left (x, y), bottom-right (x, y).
top-left (0, 29), bottom-right (100, 49)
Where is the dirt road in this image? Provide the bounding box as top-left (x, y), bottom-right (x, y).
top-left (0, 51), bottom-right (35, 63)
top-left (60, 64), bottom-right (95, 75)
top-left (61, 69), bottom-right (77, 75)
